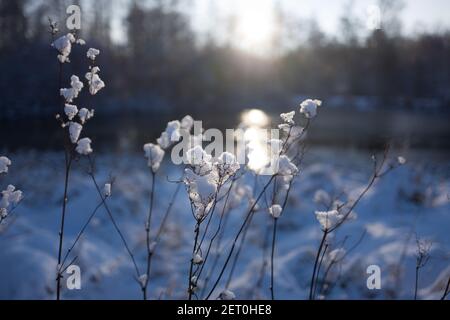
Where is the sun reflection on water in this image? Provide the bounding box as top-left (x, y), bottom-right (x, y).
top-left (240, 109), bottom-right (272, 172)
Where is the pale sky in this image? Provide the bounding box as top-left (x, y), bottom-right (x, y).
top-left (111, 0), bottom-right (450, 45)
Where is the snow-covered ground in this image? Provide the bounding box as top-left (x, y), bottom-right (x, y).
top-left (0, 148), bottom-right (449, 300)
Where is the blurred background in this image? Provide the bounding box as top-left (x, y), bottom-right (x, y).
top-left (1, 0), bottom-right (450, 152)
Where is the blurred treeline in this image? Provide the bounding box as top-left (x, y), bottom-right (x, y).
top-left (1, 0), bottom-right (450, 122)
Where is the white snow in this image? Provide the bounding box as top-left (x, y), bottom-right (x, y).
top-left (87, 48), bottom-right (100, 61)
top-left (76, 138), bottom-right (93, 155)
top-left (69, 122), bottom-right (83, 143)
top-left (300, 99), bottom-right (322, 119)
top-left (143, 143), bottom-right (165, 172)
top-left (78, 108), bottom-right (94, 124)
top-left (103, 183), bottom-right (112, 198)
top-left (0, 156), bottom-right (11, 174)
top-left (157, 121), bottom-right (182, 149)
top-left (269, 204), bottom-right (283, 219)
top-left (193, 253), bottom-right (204, 265)
top-left (64, 104), bottom-right (78, 120)
top-left (0, 148), bottom-right (448, 300)
top-left (280, 111), bottom-right (296, 124)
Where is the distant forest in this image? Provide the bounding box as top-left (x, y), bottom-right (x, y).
top-left (1, 0), bottom-right (450, 120)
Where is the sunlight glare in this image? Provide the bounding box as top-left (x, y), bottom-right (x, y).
top-left (241, 109), bottom-right (270, 127)
top-left (234, 0), bottom-right (276, 53)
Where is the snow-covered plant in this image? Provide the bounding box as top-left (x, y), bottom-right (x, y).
top-left (308, 146), bottom-right (406, 300)
top-left (157, 120), bottom-right (182, 149)
top-left (139, 115), bottom-right (197, 300)
top-left (0, 157), bottom-right (23, 226)
top-left (51, 23), bottom-right (106, 300)
top-left (183, 142), bottom-right (244, 299)
top-left (86, 64), bottom-right (105, 95)
top-left (202, 100), bottom-right (316, 300)
top-left (414, 237), bottom-right (432, 300)
top-left (87, 48), bottom-right (100, 61)
top-left (0, 156), bottom-right (11, 174)
top-left (52, 33), bottom-right (76, 63)
top-left (144, 143), bottom-right (165, 173)
top-left (300, 99), bottom-right (322, 119)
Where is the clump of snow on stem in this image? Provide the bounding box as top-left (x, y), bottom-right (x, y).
top-left (300, 99), bottom-right (322, 119)
top-left (78, 108), bottom-right (94, 124)
top-left (315, 210), bottom-right (340, 230)
top-left (103, 183), bottom-right (112, 198)
top-left (0, 156), bottom-right (12, 174)
top-left (86, 65), bottom-right (105, 96)
top-left (60, 75), bottom-right (84, 103)
top-left (216, 152), bottom-right (240, 181)
top-left (181, 115), bottom-right (194, 132)
top-left (397, 156), bottom-right (407, 165)
top-left (64, 104), bottom-right (78, 120)
top-left (269, 204), bottom-right (283, 219)
top-left (277, 155), bottom-right (299, 178)
top-left (76, 138), bottom-right (93, 155)
top-left (184, 167), bottom-right (218, 220)
top-left (315, 209), bottom-right (356, 231)
top-left (87, 48), bottom-right (100, 61)
top-left (186, 146), bottom-right (213, 176)
top-left (280, 111), bottom-right (295, 124)
top-left (69, 122), bottom-right (83, 143)
top-left (143, 143), bottom-right (165, 172)
top-left (1, 185), bottom-right (23, 222)
top-left (193, 253), bottom-right (204, 265)
top-left (157, 121), bottom-right (182, 149)
top-left (52, 33), bottom-right (76, 63)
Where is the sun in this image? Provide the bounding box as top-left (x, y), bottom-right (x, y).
top-left (234, 0), bottom-right (277, 54)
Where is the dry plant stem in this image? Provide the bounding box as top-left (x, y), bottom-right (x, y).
top-left (441, 277), bottom-right (450, 300)
top-left (199, 203), bottom-right (233, 298)
top-left (269, 179), bottom-right (295, 299)
top-left (87, 157), bottom-right (141, 279)
top-left (143, 170), bottom-right (156, 300)
top-left (225, 208), bottom-right (256, 289)
top-left (313, 242), bottom-right (329, 298)
top-left (205, 175), bottom-right (276, 300)
top-left (225, 176), bottom-right (284, 290)
top-left (196, 180), bottom-right (235, 287)
top-left (309, 230), bottom-right (328, 300)
top-left (59, 199), bottom-right (104, 270)
top-left (318, 231), bottom-right (366, 298)
top-left (270, 218), bottom-right (278, 300)
top-left (196, 182), bottom-right (223, 253)
top-left (414, 266), bottom-right (420, 300)
top-left (144, 181), bottom-right (182, 288)
top-left (329, 145), bottom-right (390, 233)
top-left (309, 146), bottom-right (391, 300)
top-left (56, 58), bottom-right (73, 300)
top-left (56, 151), bottom-right (72, 300)
top-left (252, 222), bottom-right (272, 298)
top-left (188, 221), bottom-right (201, 300)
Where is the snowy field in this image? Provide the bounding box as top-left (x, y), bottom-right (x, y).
top-left (0, 148), bottom-right (449, 300)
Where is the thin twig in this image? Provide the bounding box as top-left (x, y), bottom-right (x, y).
top-left (205, 174), bottom-right (276, 300)
top-left (309, 230), bottom-right (328, 300)
top-left (441, 276), bottom-right (450, 300)
top-left (270, 218), bottom-right (278, 300)
top-left (143, 170), bottom-right (156, 300)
